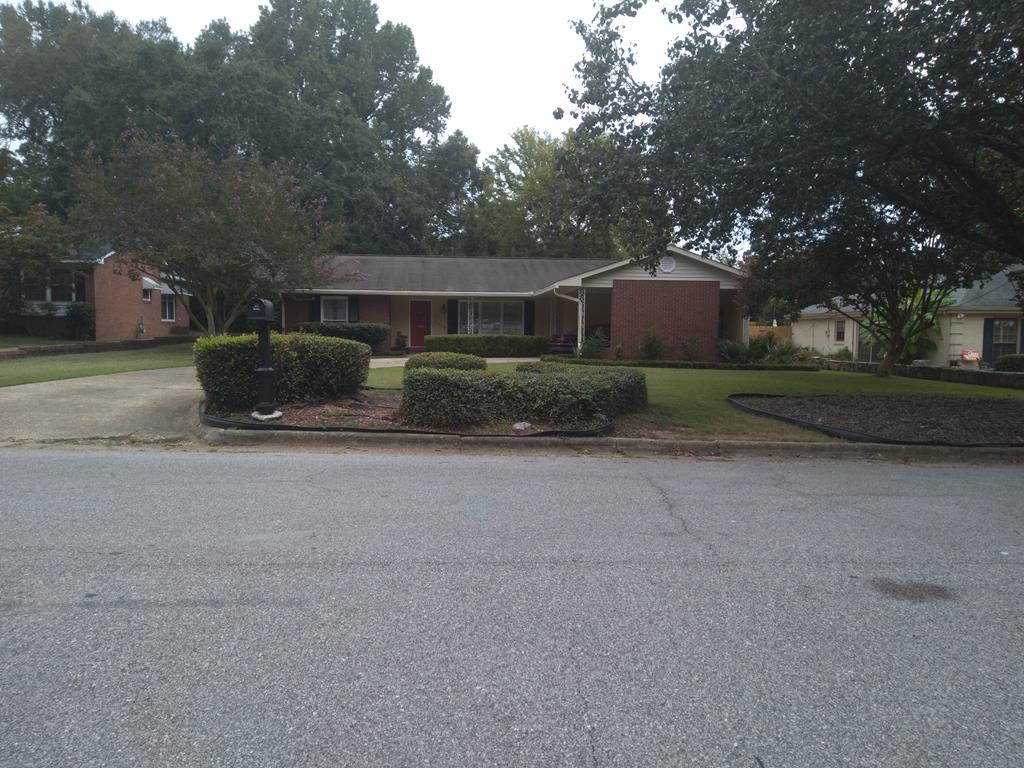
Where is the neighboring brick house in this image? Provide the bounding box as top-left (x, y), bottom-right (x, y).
top-left (281, 246), bottom-right (747, 359)
top-left (21, 249), bottom-right (190, 341)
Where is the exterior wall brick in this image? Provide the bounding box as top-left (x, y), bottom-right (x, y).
top-left (358, 295), bottom-right (390, 325)
top-left (610, 280), bottom-right (720, 360)
top-left (90, 260), bottom-right (188, 341)
top-left (282, 295), bottom-right (314, 330)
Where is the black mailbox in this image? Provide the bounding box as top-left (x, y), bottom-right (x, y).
top-left (247, 298), bottom-right (274, 322)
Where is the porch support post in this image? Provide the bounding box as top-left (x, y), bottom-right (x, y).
top-left (577, 288), bottom-right (586, 351)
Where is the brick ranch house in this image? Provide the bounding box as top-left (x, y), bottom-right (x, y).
top-left (281, 246), bottom-right (747, 359)
top-left (20, 249), bottom-right (190, 341)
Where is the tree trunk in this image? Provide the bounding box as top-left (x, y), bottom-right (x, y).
top-left (876, 336), bottom-right (907, 376)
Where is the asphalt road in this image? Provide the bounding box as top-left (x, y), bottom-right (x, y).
top-left (1, 449), bottom-right (1021, 767)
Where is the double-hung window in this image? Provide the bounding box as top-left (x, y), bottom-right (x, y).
top-left (322, 297), bottom-right (349, 323)
top-left (161, 293), bottom-right (176, 322)
top-left (992, 318), bottom-right (1019, 361)
top-left (834, 319), bottom-right (846, 343)
top-left (458, 300), bottom-right (524, 335)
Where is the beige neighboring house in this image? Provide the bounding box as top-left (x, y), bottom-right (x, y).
top-left (791, 268), bottom-right (1024, 366)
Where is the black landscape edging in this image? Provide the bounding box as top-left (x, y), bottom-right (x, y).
top-left (726, 393), bottom-right (1024, 448)
top-left (198, 403), bottom-right (614, 439)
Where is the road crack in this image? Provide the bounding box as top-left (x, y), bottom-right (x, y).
top-left (643, 473), bottom-right (720, 557)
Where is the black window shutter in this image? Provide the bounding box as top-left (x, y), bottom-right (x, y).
top-left (524, 300), bottom-right (535, 335)
top-left (982, 318), bottom-right (994, 363)
top-left (309, 296), bottom-right (320, 322)
top-left (447, 300), bottom-right (459, 334)
top-left (348, 295), bottom-right (360, 322)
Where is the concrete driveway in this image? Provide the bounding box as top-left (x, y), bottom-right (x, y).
top-left (0, 367), bottom-right (201, 442)
top-left (0, 357), bottom-right (537, 443)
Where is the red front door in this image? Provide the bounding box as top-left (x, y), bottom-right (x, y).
top-left (410, 300), bottom-right (432, 348)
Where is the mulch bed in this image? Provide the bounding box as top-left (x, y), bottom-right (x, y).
top-left (221, 391), bottom-right (565, 436)
top-left (733, 395), bottom-right (1024, 446)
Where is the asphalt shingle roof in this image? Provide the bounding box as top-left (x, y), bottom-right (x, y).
top-left (312, 254), bottom-right (618, 294)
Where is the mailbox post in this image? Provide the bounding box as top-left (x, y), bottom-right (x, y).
top-left (247, 298), bottom-right (281, 420)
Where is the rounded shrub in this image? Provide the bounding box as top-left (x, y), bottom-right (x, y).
top-left (405, 351), bottom-right (487, 371)
top-left (993, 353), bottom-right (1024, 372)
top-left (194, 333), bottom-right (370, 411)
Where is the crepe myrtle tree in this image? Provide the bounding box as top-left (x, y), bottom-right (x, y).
top-left (742, 199), bottom-right (999, 375)
top-left (567, 0), bottom-right (1023, 273)
top-left (72, 132), bottom-right (340, 334)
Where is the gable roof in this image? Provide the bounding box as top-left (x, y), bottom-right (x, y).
top-left (300, 254), bottom-right (619, 295)
top-left (797, 267), bottom-right (1024, 319)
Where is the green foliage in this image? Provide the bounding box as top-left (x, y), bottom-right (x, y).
top-left (461, 127), bottom-right (621, 257)
top-left (424, 334), bottom-right (549, 357)
top-left (405, 352), bottom-right (487, 371)
top-left (579, 329), bottom-right (609, 359)
top-left (993, 354), bottom-right (1024, 373)
top-left (678, 338), bottom-right (701, 362)
top-left (0, 204), bottom-right (68, 319)
top-left (570, 0), bottom-right (1022, 268)
top-left (0, 0), bottom-right (479, 254)
top-left (612, 344), bottom-right (623, 361)
top-left (73, 132), bottom-right (336, 335)
top-left (538, 355), bottom-right (819, 372)
top-left (295, 322), bottom-right (390, 350)
top-left (829, 348), bottom-right (855, 362)
top-left (717, 339), bottom-right (747, 364)
top-left (393, 331), bottom-right (408, 351)
top-left (399, 364), bottom-right (647, 429)
top-left (64, 301), bottom-right (95, 340)
top-left (194, 333), bottom-right (370, 411)
top-left (638, 328), bottom-right (668, 361)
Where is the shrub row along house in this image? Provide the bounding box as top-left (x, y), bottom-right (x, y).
top-left (281, 246), bottom-right (747, 359)
top-left (791, 268), bottom-right (1024, 367)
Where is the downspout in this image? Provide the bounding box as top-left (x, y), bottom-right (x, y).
top-left (553, 286), bottom-right (584, 352)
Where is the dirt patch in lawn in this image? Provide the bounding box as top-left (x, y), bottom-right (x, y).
top-left (733, 395), bottom-right (1024, 446)
top-left (217, 391), bottom-right (586, 436)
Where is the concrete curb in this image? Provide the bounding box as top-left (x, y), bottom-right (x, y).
top-left (195, 425), bottom-right (1024, 463)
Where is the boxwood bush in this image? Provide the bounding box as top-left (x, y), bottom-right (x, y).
top-left (423, 334), bottom-right (548, 357)
top-left (994, 353), bottom-right (1024, 372)
top-left (295, 322), bottom-right (390, 350)
top-left (399, 363), bottom-right (647, 428)
top-left (405, 351), bottom-right (487, 371)
top-left (194, 333), bottom-right (370, 411)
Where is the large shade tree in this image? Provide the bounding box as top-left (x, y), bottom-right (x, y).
top-left (0, 0), bottom-right (480, 254)
top-left (568, 0), bottom-right (1024, 364)
top-left (73, 132), bottom-right (338, 334)
top-left (463, 127), bottom-right (623, 257)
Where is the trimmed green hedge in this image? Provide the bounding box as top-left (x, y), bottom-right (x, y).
top-left (424, 334), bottom-right (549, 357)
top-left (399, 364), bottom-right (647, 428)
top-left (295, 322), bottom-right (390, 350)
top-left (194, 333), bottom-right (370, 411)
top-left (405, 351), bottom-right (487, 371)
top-left (994, 353), bottom-right (1024, 372)
top-left (538, 355), bottom-right (819, 372)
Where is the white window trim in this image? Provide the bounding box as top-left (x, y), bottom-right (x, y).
top-left (457, 299), bottom-right (525, 336)
top-left (142, 288), bottom-right (153, 303)
top-left (160, 293), bottom-right (176, 323)
top-left (834, 319), bottom-right (846, 344)
top-left (320, 296), bottom-right (350, 323)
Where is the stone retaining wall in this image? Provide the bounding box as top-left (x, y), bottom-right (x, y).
top-left (814, 357), bottom-right (1024, 389)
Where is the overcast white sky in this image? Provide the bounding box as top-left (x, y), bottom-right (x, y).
top-left (84, 0), bottom-right (678, 159)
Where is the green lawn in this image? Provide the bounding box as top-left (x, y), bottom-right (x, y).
top-left (0, 334), bottom-right (73, 348)
top-left (0, 344), bottom-right (195, 387)
top-left (368, 363), bottom-right (1024, 440)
